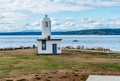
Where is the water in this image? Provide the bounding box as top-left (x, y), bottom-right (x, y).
top-left (0, 35), bottom-right (120, 51)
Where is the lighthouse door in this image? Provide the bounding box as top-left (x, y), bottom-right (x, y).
top-left (52, 44), bottom-right (57, 54)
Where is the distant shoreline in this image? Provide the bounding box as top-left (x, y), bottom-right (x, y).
top-left (0, 28), bottom-right (120, 35)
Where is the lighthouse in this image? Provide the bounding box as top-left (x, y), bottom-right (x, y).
top-left (41, 15), bottom-right (51, 39)
top-left (37, 15), bottom-right (62, 54)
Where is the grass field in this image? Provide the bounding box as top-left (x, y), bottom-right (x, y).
top-left (0, 49), bottom-right (120, 81)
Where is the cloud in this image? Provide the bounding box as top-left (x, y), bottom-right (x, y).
top-left (0, 0), bottom-right (91, 13)
top-left (50, 17), bottom-right (120, 31)
top-left (31, 20), bottom-right (41, 26)
top-left (51, 18), bottom-right (59, 26)
top-left (0, 22), bottom-right (21, 32)
top-left (0, 0), bottom-right (120, 32)
top-left (0, 11), bottom-right (28, 32)
top-left (0, 0), bottom-right (120, 13)
top-left (1, 12), bottom-right (28, 21)
top-left (0, 17), bottom-right (120, 32)
top-left (80, 18), bottom-right (120, 29)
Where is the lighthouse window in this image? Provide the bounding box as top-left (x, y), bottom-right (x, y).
top-left (42, 40), bottom-right (46, 50)
top-left (45, 22), bottom-right (48, 27)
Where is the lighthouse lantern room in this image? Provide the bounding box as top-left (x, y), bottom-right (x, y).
top-left (37, 15), bottom-right (62, 54)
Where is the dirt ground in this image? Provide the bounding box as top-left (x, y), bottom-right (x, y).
top-left (2, 70), bottom-right (88, 81)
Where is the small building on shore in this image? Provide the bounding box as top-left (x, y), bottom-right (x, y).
top-left (37, 15), bottom-right (62, 54)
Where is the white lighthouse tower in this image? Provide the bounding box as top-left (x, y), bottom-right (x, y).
top-left (41, 15), bottom-right (51, 39)
top-left (37, 15), bottom-right (62, 54)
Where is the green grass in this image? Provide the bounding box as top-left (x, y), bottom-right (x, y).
top-left (0, 49), bottom-right (120, 79)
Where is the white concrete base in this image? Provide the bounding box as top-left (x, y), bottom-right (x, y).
top-left (86, 75), bottom-right (120, 81)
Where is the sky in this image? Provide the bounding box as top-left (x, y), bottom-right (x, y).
top-left (0, 0), bottom-right (120, 32)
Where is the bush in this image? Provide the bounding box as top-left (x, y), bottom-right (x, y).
top-left (65, 46), bottom-right (74, 49)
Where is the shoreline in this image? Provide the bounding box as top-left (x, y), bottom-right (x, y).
top-left (0, 46), bottom-right (120, 53)
top-left (63, 48), bottom-right (120, 53)
top-left (0, 46), bottom-right (36, 51)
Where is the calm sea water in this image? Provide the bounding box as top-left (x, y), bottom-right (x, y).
top-left (0, 35), bottom-right (120, 51)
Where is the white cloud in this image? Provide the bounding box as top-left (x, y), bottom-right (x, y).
top-left (50, 17), bottom-right (120, 31)
top-left (0, 0), bottom-right (120, 32)
top-left (0, 17), bottom-right (120, 32)
top-left (80, 18), bottom-right (120, 29)
top-left (1, 12), bottom-right (27, 20)
top-left (0, 11), bottom-right (28, 32)
top-left (51, 18), bottom-right (59, 26)
top-left (0, 0), bottom-right (120, 13)
top-left (31, 20), bottom-right (41, 26)
top-left (0, 22), bottom-right (22, 32)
